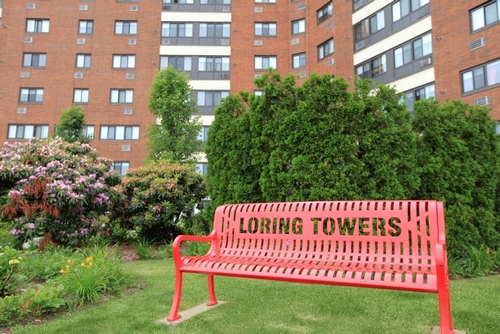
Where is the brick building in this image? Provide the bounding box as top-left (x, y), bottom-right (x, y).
top-left (1, 0), bottom-right (500, 174)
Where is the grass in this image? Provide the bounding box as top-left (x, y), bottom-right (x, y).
top-left (10, 259), bottom-right (500, 334)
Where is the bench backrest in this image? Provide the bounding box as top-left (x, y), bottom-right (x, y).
top-left (212, 201), bottom-right (446, 288)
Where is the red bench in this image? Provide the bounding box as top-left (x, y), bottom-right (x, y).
top-left (167, 200), bottom-right (455, 334)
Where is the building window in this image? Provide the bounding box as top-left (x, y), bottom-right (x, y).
top-left (197, 126), bottom-right (210, 142)
top-left (394, 33), bottom-right (432, 68)
top-left (292, 19), bottom-right (305, 35)
top-left (163, 0), bottom-right (194, 3)
top-left (23, 53), bottom-right (46, 67)
top-left (255, 22), bottom-right (277, 36)
top-left (113, 162), bottom-right (130, 176)
top-left (292, 53), bottom-right (306, 69)
top-left (26, 19), bottom-right (49, 33)
top-left (317, 2), bottom-right (333, 24)
top-left (471, 1), bottom-right (500, 31)
top-left (355, 10), bottom-right (385, 42)
top-left (318, 39), bottom-right (334, 60)
top-left (162, 23), bottom-right (193, 37)
top-left (255, 0), bottom-right (276, 2)
top-left (255, 56), bottom-right (277, 70)
top-left (355, 63), bottom-right (371, 79)
top-left (74, 89), bottom-right (89, 103)
top-left (195, 162), bottom-right (208, 175)
top-left (83, 125), bottom-right (95, 140)
top-left (19, 88), bottom-right (44, 103)
top-left (200, 23), bottom-right (230, 37)
top-left (197, 91), bottom-right (229, 106)
top-left (113, 55), bottom-right (136, 69)
top-left (160, 56), bottom-right (192, 71)
top-left (198, 57), bottom-right (230, 71)
top-left (254, 90), bottom-right (264, 96)
top-left (79, 20), bottom-right (93, 34)
top-left (8, 124), bottom-right (49, 139)
top-left (115, 21), bottom-right (137, 35)
top-left (404, 83), bottom-right (435, 111)
top-left (201, 0), bottom-right (231, 4)
top-left (100, 126), bottom-right (139, 140)
top-left (462, 58), bottom-right (500, 93)
top-left (110, 89), bottom-right (134, 104)
top-left (392, 0), bottom-right (429, 22)
top-left (371, 54), bottom-right (387, 76)
top-left (76, 54), bottom-right (92, 68)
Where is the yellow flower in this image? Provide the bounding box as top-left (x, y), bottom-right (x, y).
top-left (81, 262), bottom-right (93, 268)
top-left (85, 256), bottom-right (93, 263)
top-left (67, 259), bottom-right (74, 265)
top-left (60, 265), bottom-right (70, 274)
top-left (9, 259), bottom-right (20, 265)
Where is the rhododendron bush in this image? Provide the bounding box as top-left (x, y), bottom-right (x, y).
top-left (0, 138), bottom-right (122, 246)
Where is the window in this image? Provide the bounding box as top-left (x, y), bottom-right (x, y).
top-left (355, 10), bottom-right (384, 41)
top-left (198, 57), bottom-right (230, 71)
top-left (392, 0), bottom-right (429, 21)
top-left (113, 162), bottom-right (130, 176)
top-left (197, 126), bottom-right (210, 142)
top-left (115, 21), bottom-right (137, 35)
top-left (160, 56), bottom-right (192, 71)
top-left (462, 59), bottom-right (500, 93)
top-left (23, 53), bottom-right (46, 67)
top-left (100, 126), bottom-right (139, 140)
top-left (199, 23), bottom-right (230, 37)
top-left (371, 54), bottom-right (387, 76)
top-left (76, 54), bottom-right (92, 68)
top-left (318, 39), bottom-right (334, 60)
top-left (79, 20), bottom-right (93, 34)
top-left (254, 90), bottom-right (264, 96)
top-left (254, 56), bottom-right (277, 70)
top-left (19, 88), bottom-right (44, 102)
top-left (110, 89), bottom-right (133, 104)
top-left (163, 0), bottom-right (194, 3)
top-left (8, 125), bottom-right (49, 139)
top-left (74, 89), bottom-right (89, 103)
top-left (292, 19), bottom-right (305, 35)
top-left (404, 83), bottom-right (435, 111)
top-left (255, 0), bottom-right (275, 2)
top-left (26, 19), bottom-right (49, 33)
top-left (255, 23), bottom-right (277, 36)
top-left (162, 23), bottom-right (193, 37)
top-left (113, 55), bottom-right (136, 69)
top-left (471, 1), bottom-right (500, 31)
top-left (317, 2), bottom-right (333, 24)
top-left (195, 163), bottom-right (208, 175)
top-left (197, 91), bottom-right (229, 106)
top-left (201, 0), bottom-right (231, 4)
top-left (292, 53), bottom-right (306, 69)
top-left (394, 33), bottom-right (432, 68)
top-left (355, 63), bottom-right (371, 79)
top-left (83, 125), bottom-right (94, 140)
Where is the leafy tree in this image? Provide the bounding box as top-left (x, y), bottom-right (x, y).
top-left (0, 138), bottom-right (122, 247)
top-left (115, 161), bottom-right (208, 242)
top-left (54, 106), bottom-right (91, 143)
top-left (146, 65), bottom-right (202, 163)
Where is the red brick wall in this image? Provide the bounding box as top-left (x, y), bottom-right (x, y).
top-left (432, 0), bottom-right (500, 120)
top-left (0, 0), bottom-right (159, 168)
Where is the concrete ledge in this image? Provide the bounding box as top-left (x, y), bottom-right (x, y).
top-left (431, 326), bottom-right (466, 334)
top-left (159, 301), bottom-right (227, 326)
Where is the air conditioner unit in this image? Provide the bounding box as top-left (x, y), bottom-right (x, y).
top-left (470, 37), bottom-right (486, 50)
top-left (128, 39), bottom-right (137, 45)
top-left (298, 72), bottom-right (307, 78)
top-left (327, 58), bottom-right (335, 66)
top-left (26, 3), bottom-right (36, 9)
top-left (222, 6), bottom-right (230, 12)
top-left (291, 38), bottom-right (299, 45)
top-left (121, 145), bottom-right (131, 152)
top-left (24, 37), bottom-right (33, 43)
top-left (254, 7), bottom-right (263, 12)
top-left (20, 72), bottom-right (31, 78)
top-left (326, 21), bottom-right (333, 29)
top-left (123, 108), bottom-right (133, 115)
top-left (125, 73), bottom-right (135, 79)
top-left (355, 40), bottom-right (364, 51)
top-left (254, 74), bottom-right (262, 78)
top-left (254, 40), bottom-right (263, 46)
top-left (161, 38), bottom-right (170, 45)
top-left (474, 96), bottom-right (490, 106)
top-left (74, 72), bottom-right (84, 79)
top-left (77, 38), bottom-right (86, 44)
top-left (420, 57), bottom-right (432, 68)
top-left (17, 107), bottom-right (27, 114)
top-left (297, 3), bottom-right (306, 10)
top-left (221, 73), bottom-right (230, 79)
top-left (79, 5), bottom-right (88, 10)
top-left (162, 5), bottom-right (171, 11)
top-left (221, 39), bottom-right (230, 46)
top-left (130, 6), bottom-right (138, 11)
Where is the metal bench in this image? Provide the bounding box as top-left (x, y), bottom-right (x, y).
top-left (166, 200), bottom-right (455, 334)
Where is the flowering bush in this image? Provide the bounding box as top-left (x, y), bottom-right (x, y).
top-left (115, 161), bottom-right (207, 242)
top-left (0, 138), bottom-right (122, 247)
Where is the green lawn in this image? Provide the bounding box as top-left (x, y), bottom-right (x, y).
top-left (11, 260), bottom-right (500, 334)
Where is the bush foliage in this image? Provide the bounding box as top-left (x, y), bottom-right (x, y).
top-left (206, 71), bottom-right (500, 256)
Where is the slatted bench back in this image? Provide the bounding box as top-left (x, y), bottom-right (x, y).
top-left (211, 200), bottom-right (445, 292)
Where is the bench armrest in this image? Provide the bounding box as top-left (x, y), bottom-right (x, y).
top-left (171, 233), bottom-right (217, 265)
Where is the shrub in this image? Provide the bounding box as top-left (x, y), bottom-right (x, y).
top-left (0, 247), bottom-right (26, 297)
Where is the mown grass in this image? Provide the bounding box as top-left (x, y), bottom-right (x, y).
top-left (11, 260), bottom-right (500, 334)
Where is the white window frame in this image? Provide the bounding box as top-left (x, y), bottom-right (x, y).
top-left (74, 89), bottom-right (89, 103)
top-left (115, 21), bottom-right (137, 35)
top-left (79, 20), bottom-right (93, 34)
top-left (26, 19), bottom-right (50, 33)
top-left (113, 55), bottom-right (136, 69)
top-left (110, 89), bottom-right (134, 104)
top-left (8, 124), bottom-right (49, 139)
top-left (254, 56), bottom-right (277, 70)
top-left (76, 54), bottom-right (92, 68)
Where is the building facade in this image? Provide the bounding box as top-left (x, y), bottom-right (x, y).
top-left (1, 0), bottom-right (500, 174)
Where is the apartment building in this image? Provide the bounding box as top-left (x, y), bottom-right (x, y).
top-left (1, 1), bottom-right (500, 175)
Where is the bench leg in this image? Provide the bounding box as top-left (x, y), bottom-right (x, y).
top-left (166, 270), bottom-right (183, 322)
top-left (438, 284), bottom-right (455, 334)
top-left (206, 274), bottom-right (218, 306)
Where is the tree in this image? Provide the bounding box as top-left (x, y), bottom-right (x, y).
top-left (146, 65), bottom-right (202, 163)
top-left (54, 106), bottom-right (91, 143)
